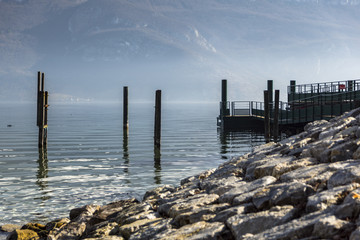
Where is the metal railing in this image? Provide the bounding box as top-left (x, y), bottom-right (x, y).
top-left (225, 89), bottom-right (360, 125)
top-left (287, 79), bottom-right (360, 94)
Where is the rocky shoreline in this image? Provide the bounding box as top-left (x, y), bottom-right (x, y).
top-left (4, 108), bottom-right (360, 239)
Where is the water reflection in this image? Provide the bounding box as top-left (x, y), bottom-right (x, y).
top-left (36, 149), bottom-right (48, 190)
top-left (219, 131), bottom-right (265, 159)
top-left (154, 147), bottom-right (161, 184)
top-left (122, 131), bottom-right (129, 174)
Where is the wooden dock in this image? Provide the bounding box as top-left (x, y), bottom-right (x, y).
top-left (218, 79), bottom-right (360, 134)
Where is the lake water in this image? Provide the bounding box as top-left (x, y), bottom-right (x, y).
top-left (0, 102), bottom-right (265, 228)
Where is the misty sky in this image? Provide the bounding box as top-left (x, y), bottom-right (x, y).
top-left (1, 0), bottom-right (360, 103)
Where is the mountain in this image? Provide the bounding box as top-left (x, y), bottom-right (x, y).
top-left (1, 0), bottom-right (360, 102)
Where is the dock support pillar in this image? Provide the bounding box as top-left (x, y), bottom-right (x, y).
top-left (273, 90), bottom-right (280, 142)
top-left (264, 90), bottom-right (271, 143)
top-left (221, 79), bottom-right (228, 116)
top-left (123, 86), bottom-right (129, 133)
top-left (154, 90), bottom-right (162, 149)
top-left (267, 80), bottom-right (273, 107)
top-left (289, 80), bottom-right (296, 102)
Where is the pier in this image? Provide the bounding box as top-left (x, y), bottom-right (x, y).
top-left (218, 79), bottom-right (360, 134)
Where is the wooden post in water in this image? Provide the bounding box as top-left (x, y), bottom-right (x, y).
top-left (273, 90), bottom-right (280, 142)
top-left (154, 90), bottom-right (162, 149)
top-left (123, 86), bottom-right (129, 132)
top-left (264, 90), bottom-right (271, 143)
top-left (221, 79), bottom-right (228, 116)
top-left (37, 72), bottom-right (48, 149)
top-left (37, 72), bottom-right (41, 126)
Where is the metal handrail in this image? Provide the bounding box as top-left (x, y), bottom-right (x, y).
top-left (287, 79), bottom-right (360, 94)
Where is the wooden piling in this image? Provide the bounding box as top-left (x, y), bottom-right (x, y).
top-left (123, 86), bottom-right (129, 132)
top-left (273, 90), bottom-right (280, 142)
top-left (267, 80), bottom-right (273, 106)
top-left (264, 90), bottom-right (270, 143)
top-left (37, 72), bottom-right (48, 149)
top-left (154, 90), bottom-right (161, 149)
top-left (221, 79), bottom-right (228, 116)
top-left (38, 90), bottom-right (44, 148)
top-left (37, 72), bottom-right (41, 126)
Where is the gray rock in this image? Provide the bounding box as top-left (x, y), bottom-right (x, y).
top-left (167, 193), bottom-right (220, 218)
top-left (328, 164), bottom-right (360, 188)
top-left (219, 176), bottom-right (276, 204)
top-left (85, 222), bottom-right (118, 238)
top-left (200, 176), bottom-right (245, 195)
top-left (109, 202), bottom-right (154, 225)
top-left (210, 203), bottom-right (255, 223)
top-left (306, 183), bottom-right (360, 213)
top-left (154, 221), bottom-right (228, 240)
top-left (128, 219), bottom-right (171, 240)
top-left (280, 163), bottom-right (332, 183)
top-left (0, 224), bottom-right (21, 233)
top-left (252, 181), bottom-right (313, 210)
top-left (117, 218), bottom-right (165, 239)
top-left (335, 190), bottom-right (360, 220)
top-left (350, 227), bottom-right (360, 240)
top-left (243, 209), bottom-right (336, 240)
top-left (172, 203), bottom-right (230, 227)
top-left (89, 199), bottom-right (139, 225)
top-left (312, 215), bottom-right (354, 238)
top-left (226, 205), bottom-right (296, 238)
top-left (142, 185), bottom-right (175, 202)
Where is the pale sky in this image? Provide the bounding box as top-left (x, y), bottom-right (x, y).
top-left (1, 0), bottom-right (360, 103)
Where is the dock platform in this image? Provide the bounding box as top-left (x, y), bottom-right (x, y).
top-left (218, 79), bottom-right (360, 133)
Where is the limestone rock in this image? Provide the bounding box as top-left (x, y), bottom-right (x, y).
top-left (154, 221), bottom-right (228, 240)
top-left (312, 215), bottom-right (354, 238)
top-left (172, 203), bottom-right (230, 227)
top-left (128, 218), bottom-right (171, 240)
top-left (6, 229), bottom-right (39, 240)
top-left (90, 198), bottom-right (139, 225)
top-left (142, 185), bottom-right (175, 202)
top-left (167, 193), bottom-right (219, 218)
top-left (328, 164), bottom-right (360, 188)
top-left (306, 183), bottom-right (360, 213)
top-left (219, 176), bottom-right (276, 204)
top-left (226, 205), bottom-right (296, 238)
top-left (350, 227), bottom-right (360, 240)
top-left (0, 224), bottom-right (21, 233)
top-left (117, 218), bottom-right (164, 239)
top-left (252, 181), bottom-right (313, 210)
top-left (158, 193), bottom-right (219, 218)
top-left (109, 202), bottom-right (154, 225)
top-left (84, 222), bottom-right (118, 238)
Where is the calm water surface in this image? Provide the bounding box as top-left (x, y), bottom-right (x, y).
top-left (0, 102), bottom-right (265, 228)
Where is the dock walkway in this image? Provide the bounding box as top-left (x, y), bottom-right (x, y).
top-left (218, 79), bottom-right (360, 132)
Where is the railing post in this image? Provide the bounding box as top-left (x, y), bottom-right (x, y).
top-left (264, 90), bottom-right (270, 143)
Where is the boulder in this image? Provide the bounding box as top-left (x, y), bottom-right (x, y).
top-left (226, 205), bottom-right (296, 238)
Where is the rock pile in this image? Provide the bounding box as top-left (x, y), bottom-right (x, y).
top-left (4, 108), bottom-right (360, 239)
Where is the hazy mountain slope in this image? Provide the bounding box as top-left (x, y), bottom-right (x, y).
top-left (1, 0), bottom-right (360, 101)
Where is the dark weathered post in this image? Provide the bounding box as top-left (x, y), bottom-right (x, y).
top-left (123, 86), bottom-right (129, 132)
top-left (264, 90), bottom-right (270, 143)
top-left (37, 72), bottom-right (41, 126)
top-left (154, 90), bottom-right (161, 149)
top-left (273, 90), bottom-right (280, 142)
top-left (221, 79), bottom-right (228, 116)
top-left (38, 90), bottom-right (44, 148)
top-left (289, 80), bottom-right (296, 102)
top-left (267, 80), bottom-right (273, 106)
top-left (37, 72), bottom-right (48, 149)
top-left (43, 91), bottom-right (48, 147)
